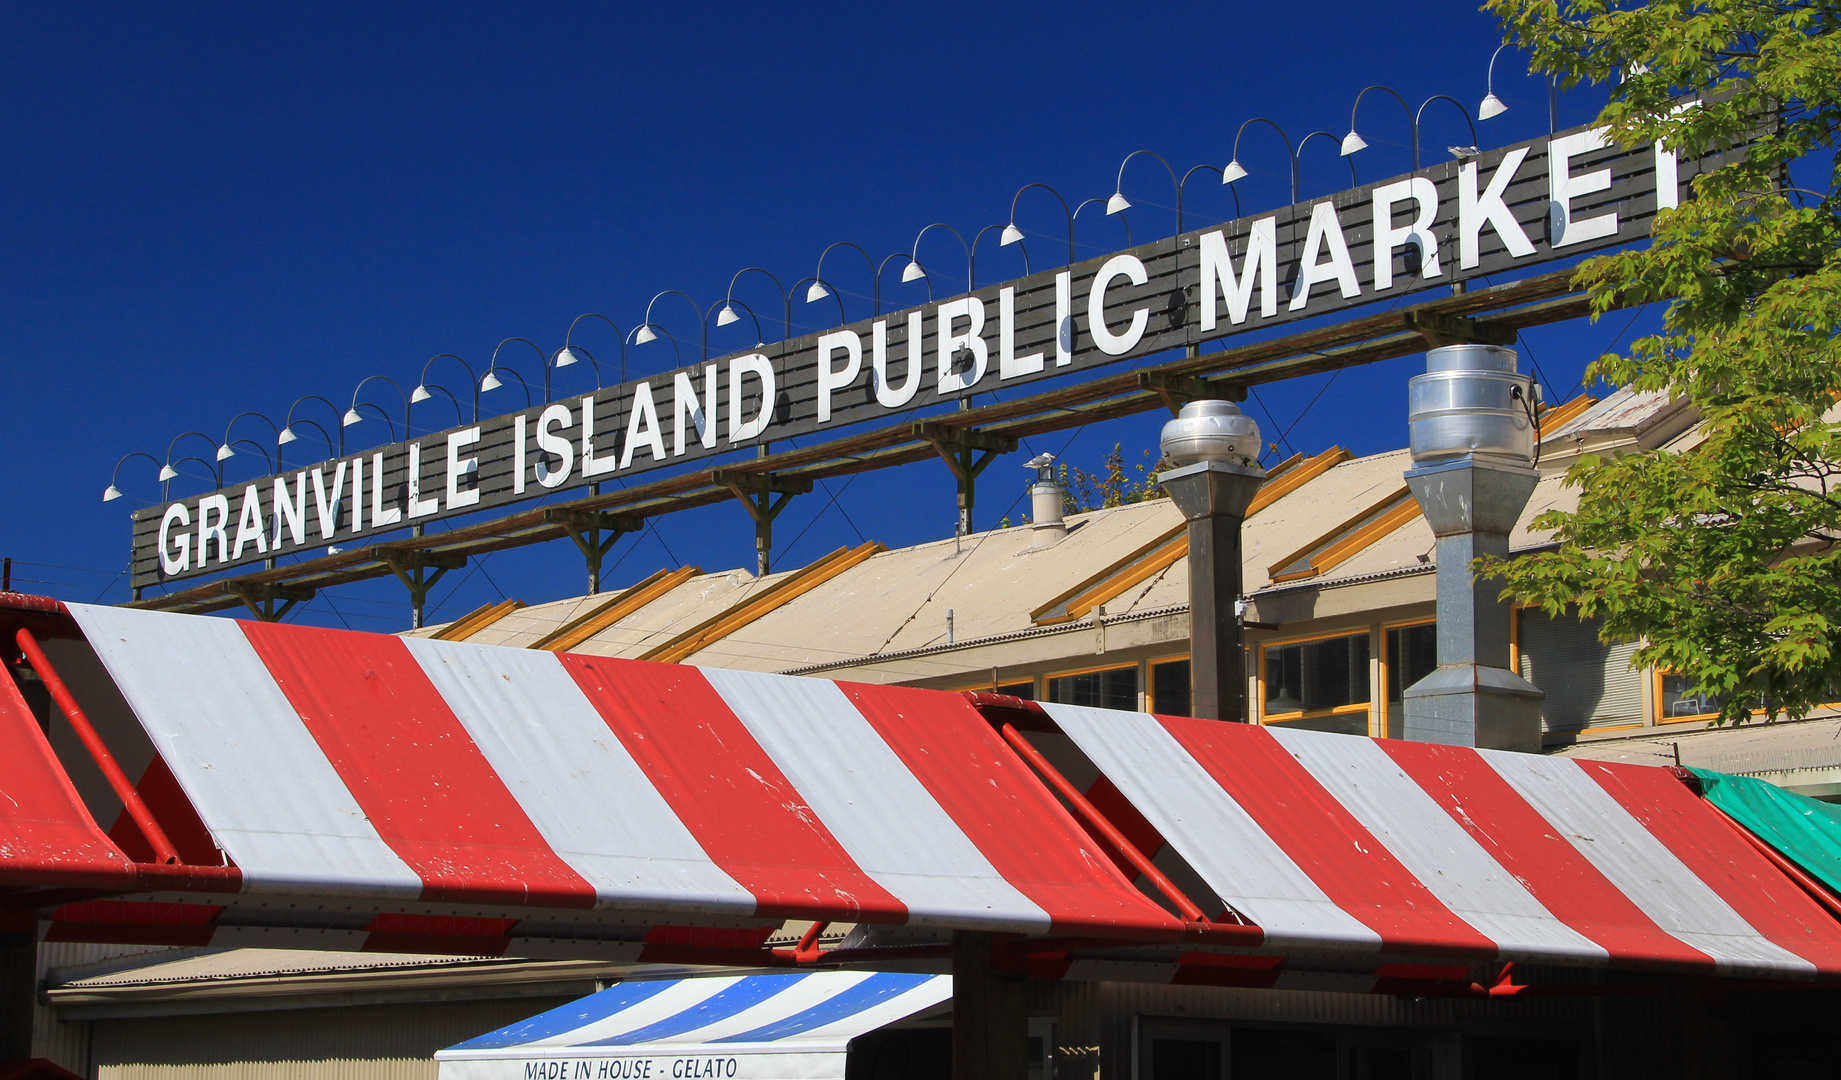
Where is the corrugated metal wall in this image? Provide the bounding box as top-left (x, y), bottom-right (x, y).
top-left (1519, 609), bottom-right (1645, 732)
top-left (34, 943), bottom-right (182, 1078)
top-left (90, 998), bottom-right (574, 1080)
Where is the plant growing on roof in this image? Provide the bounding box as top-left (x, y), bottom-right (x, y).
top-left (1480, 0), bottom-right (1841, 723)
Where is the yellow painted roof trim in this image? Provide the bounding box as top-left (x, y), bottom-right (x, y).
top-left (1245, 446), bottom-right (1354, 518)
top-left (1267, 486), bottom-right (1421, 583)
top-left (1536, 393), bottom-right (1598, 435)
top-left (430, 598), bottom-right (527, 641)
top-left (531, 565), bottom-right (702, 652)
top-left (640, 541), bottom-right (886, 664)
top-left (1031, 522), bottom-right (1187, 625)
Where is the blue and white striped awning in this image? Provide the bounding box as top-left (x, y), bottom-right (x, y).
top-left (436, 972), bottom-right (952, 1080)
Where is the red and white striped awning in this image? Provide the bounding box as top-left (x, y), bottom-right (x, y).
top-left (1025, 701), bottom-right (1841, 979)
top-left (4, 599), bottom-right (1840, 981)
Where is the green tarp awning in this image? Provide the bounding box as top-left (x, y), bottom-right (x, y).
top-left (1690, 767), bottom-right (1841, 896)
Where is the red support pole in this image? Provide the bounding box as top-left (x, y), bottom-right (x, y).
top-left (15, 626), bottom-right (181, 865)
top-left (996, 721), bottom-right (1209, 925)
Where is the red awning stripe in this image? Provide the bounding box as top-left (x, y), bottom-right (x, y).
top-left (1041, 700), bottom-right (1841, 977)
top-left (240, 621), bottom-right (598, 909)
top-left (839, 682), bottom-right (1183, 938)
top-left (1377, 739), bottom-right (1715, 971)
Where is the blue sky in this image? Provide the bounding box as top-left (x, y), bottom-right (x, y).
top-left (0, 2), bottom-right (1644, 629)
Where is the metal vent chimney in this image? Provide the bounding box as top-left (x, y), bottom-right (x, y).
top-left (1158, 400), bottom-right (1265, 721)
top-left (1025, 453), bottom-right (1066, 547)
top-left (1400, 344), bottom-right (1544, 751)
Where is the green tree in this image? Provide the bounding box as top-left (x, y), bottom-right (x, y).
top-left (1061, 444), bottom-right (1171, 513)
top-left (1482, 0), bottom-right (1841, 722)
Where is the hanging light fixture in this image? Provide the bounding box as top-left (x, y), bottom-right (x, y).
top-left (555, 346), bottom-right (583, 368)
top-left (1478, 92), bottom-right (1508, 120)
top-left (480, 370), bottom-right (503, 392)
top-left (159, 463), bottom-right (179, 481)
top-left (715, 303), bottom-right (740, 327)
top-left (1000, 223), bottom-right (1024, 246)
top-left (1340, 129), bottom-right (1368, 155)
top-left (342, 408), bottom-right (363, 426)
top-left (901, 261), bottom-right (926, 283)
top-left (411, 384), bottom-right (432, 403)
top-left (633, 324), bottom-right (658, 344)
top-left (103, 484), bottom-right (123, 502)
top-left (1221, 159), bottom-right (1248, 184)
top-left (1106, 191), bottom-right (1130, 215)
top-left (804, 280), bottom-right (830, 303)
top-left (278, 426), bottom-right (298, 445)
top-left (216, 443), bottom-right (235, 462)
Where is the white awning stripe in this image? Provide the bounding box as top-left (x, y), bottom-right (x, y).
top-left (1484, 751), bottom-right (1814, 975)
top-left (402, 638), bottom-right (756, 915)
top-left (702, 668), bottom-right (1050, 934)
top-left (1270, 727), bottom-right (1607, 963)
top-left (64, 604), bottom-right (422, 898)
top-left (1041, 703), bottom-right (1383, 952)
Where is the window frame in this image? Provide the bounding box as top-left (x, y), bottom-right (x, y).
top-left (1377, 616), bottom-right (1435, 739)
top-left (1146, 653), bottom-right (1191, 716)
top-left (1256, 626), bottom-right (1376, 725)
top-left (1042, 660), bottom-right (1143, 712)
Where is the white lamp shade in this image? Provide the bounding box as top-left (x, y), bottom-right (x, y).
top-left (103, 484), bottom-right (123, 502)
top-left (411, 384), bottom-right (432, 403)
top-left (716, 304), bottom-right (740, 327)
top-left (480, 371), bottom-right (503, 392)
top-left (555, 346), bottom-right (582, 368)
top-left (278, 426), bottom-right (297, 445)
top-left (1221, 159), bottom-right (1248, 184)
top-left (1340, 130), bottom-right (1367, 156)
top-left (342, 408), bottom-right (363, 426)
top-left (1000, 223), bottom-right (1023, 246)
top-left (804, 280), bottom-right (830, 303)
top-left (1479, 93), bottom-right (1508, 120)
top-left (216, 443), bottom-right (235, 461)
top-left (633, 324), bottom-right (657, 344)
top-left (901, 261), bottom-right (926, 283)
top-left (1106, 192), bottom-right (1130, 215)
top-left (158, 464), bottom-right (179, 481)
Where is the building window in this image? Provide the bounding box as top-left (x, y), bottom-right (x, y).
top-left (1045, 664), bottom-right (1139, 711)
top-left (1261, 632), bottom-right (1370, 734)
top-left (1658, 671), bottom-right (1730, 722)
top-left (1149, 657), bottom-right (1190, 717)
top-left (1517, 608), bottom-right (1643, 734)
top-left (995, 679), bottom-right (1036, 700)
top-left (1384, 621), bottom-right (1437, 740)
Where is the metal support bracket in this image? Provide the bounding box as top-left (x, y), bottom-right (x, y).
top-left (912, 422), bottom-right (1019, 536)
top-left (368, 547), bottom-right (467, 630)
top-left (224, 581), bottom-right (316, 623)
top-left (1137, 371), bottom-right (1247, 416)
top-left (1404, 310), bottom-right (1519, 348)
top-left (711, 470), bottom-right (813, 576)
top-left (545, 508), bottom-right (643, 595)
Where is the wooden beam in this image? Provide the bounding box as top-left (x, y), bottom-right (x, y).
top-left (530, 565), bottom-right (701, 653)
top-left (639, 542), bottom-right (883, 664)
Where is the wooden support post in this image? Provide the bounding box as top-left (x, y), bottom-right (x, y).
top-left (711, 471), bottom-right (813, 576)
top-left (952, 931), bottom-right (1027, 1080)
top-left (225, 582), bottom-right (316, 623)
top-left (1136, 371), bottom-right (1246, 417)
top-left (368, 547), bottom-right (467, 630)
top-left (545, 509), bottom-right (642, 595)
top-left (912, 423), bottom-right (1018, 537)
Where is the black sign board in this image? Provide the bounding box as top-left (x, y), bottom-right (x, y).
top-left (131, 117), bottom-right (1735, 589)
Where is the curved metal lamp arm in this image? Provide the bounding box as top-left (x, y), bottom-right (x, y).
top-left (709, 297), bottom-right (765, 348)
top-left (792, 276), bottom-right (847, 327)
top-left (104, 451), bottom-right (163, 503)
top-left (349, 375), bottom-right (410, 435)
top-left (1347, 84), bottom-right (1418, 169)
top-left (1227, 117), bottom-right (1298, 202)
top-left (627, 322), bottom-right (683, 370)
top-left (722, 267), bottom-right (790, 340)
top-left (910, 223), bottom-right (971, 290)
top-left (1074, 197), bottom-right (1128, 248)
top-left (1416, 94), bottom-right (1479, 156)
top-left (1113, 150), bottom-right (1181, 235)
top-left (563, 314), bottom-right (625, 386)
top-left (415, 382), bottom-right (469, 427)
top-left (815, 242), bottom-right (878, 315)
top-left (879, 251), bottom-right (931, 303)
top-left (1179, 163), bottom-right (1234, 227)
top-left (1006, 182), bottom-right (1075, 265)
top-left (1296, 131), bottom-right (1358, 197)
top-left (972, 223), bottom-right (1027, 281)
